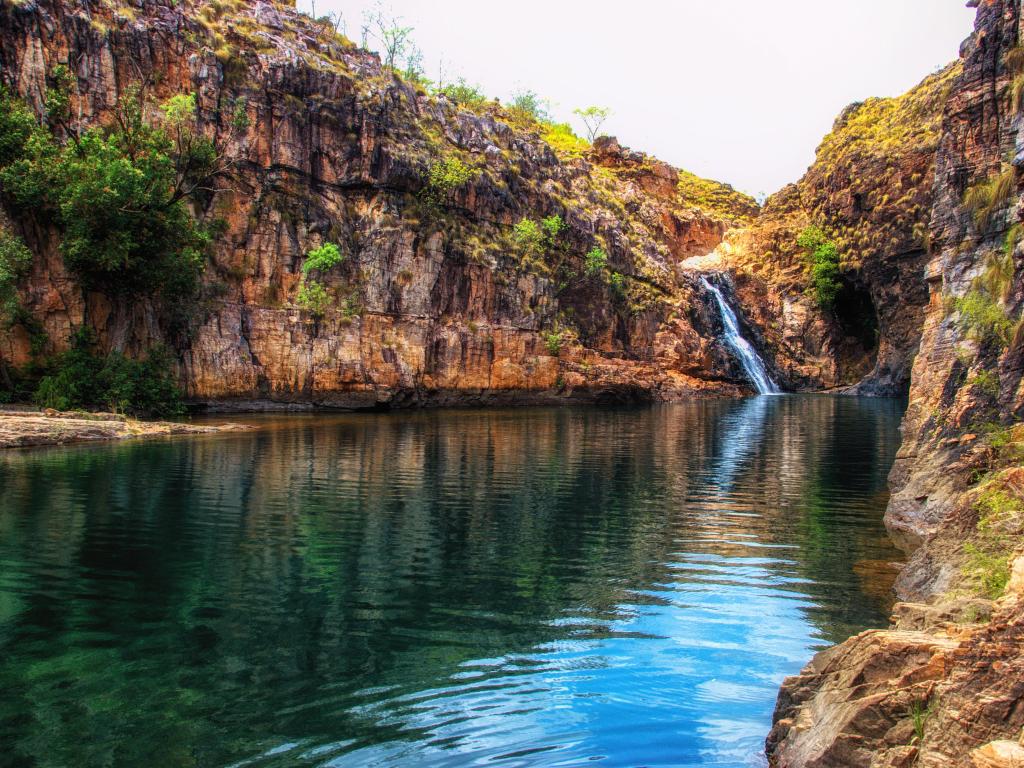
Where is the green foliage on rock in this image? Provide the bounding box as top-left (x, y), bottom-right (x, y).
top-left (584, 246), bottom-right (608, 277)
top-left (796, 226), bottom-right (843, 308)
top-left (953, 290), bottom-right (1015, 346)
top-left (229, 96), bottom-right (250, 131)
top-left (303, 242), bottom-right (344, 274)
top-left (542, 122), bottom-right (589, 158)
top-left (0, 228), bottom-right (31, 321)
top-left (516, 215), bottom-right (565, 250)
top-left (513, 218), bottom-right (545, 256)
top-left (676, 170), bottom-right (760, 225)
top-left (541, 329), bottom-right (565, 356)
top-left (963, 481), bottom-right (1020, 598)
top-left (608, 272), bottom-right (626, 297)
top-left (0, 84), bottom-right (223, 301)
top-left (950, 249), bottom-right (1019, 347)
top-left (33, 328), bottom-right (185, 417)
top-left (423, 156), bottom-right (476, 205)
top-left (541, 215), bottom-right (565, 239)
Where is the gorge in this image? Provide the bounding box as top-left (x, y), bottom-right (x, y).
top-left (1, 0), bottom-right (1024, 766)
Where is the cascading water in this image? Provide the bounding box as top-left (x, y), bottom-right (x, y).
top-left (701, 276), bottom-right (780, 395)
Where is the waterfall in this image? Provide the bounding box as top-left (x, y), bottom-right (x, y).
top-left (700, 276), bottom-right (780, 395)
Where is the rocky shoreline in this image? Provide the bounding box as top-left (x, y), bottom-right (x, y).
top-left (0, 408), bottom-right (252, 449)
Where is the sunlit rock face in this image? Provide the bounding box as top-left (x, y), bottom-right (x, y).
top-left (769, 1), bottom-right (1024, 765)
top-left (0, 0), bottom-right (766, 408)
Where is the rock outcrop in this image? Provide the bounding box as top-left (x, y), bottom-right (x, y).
top-left (0, 0), bottom-right (763, 408)
top-left (769, 1), bottom-right (1024, 765)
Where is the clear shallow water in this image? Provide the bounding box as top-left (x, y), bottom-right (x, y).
top-left (0, 395), bottom-right (905, 768)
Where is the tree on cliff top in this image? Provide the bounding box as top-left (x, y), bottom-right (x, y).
top-left (573, 106), bottom-right (611, 142)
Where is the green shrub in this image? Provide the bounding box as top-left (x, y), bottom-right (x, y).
top-left (341, 291), bottom-right (362, 320)
top-left (513, 218), bottom-right (545, 256)
top-left (508, 90), bottom-right (549, 123)
top-left (797, 226), bottom-right (843, 308)
top-left (541, 329), bottom-right (565, 355)
top-left (585, 246), bottom-right (608, 277)
top-left (230, 96), bottom-right (250, 131)
top-left (296, 279), bottom-right (331, 316)
top-left (32, 329), bottom-right (184, 416)
top-left (609, 272), bottom-right (626, 297)
top-left (514, 215), bottom-right (565, 259)
top-left (303, 242), bottom-right (344, 274)
top-left (541, 215), bottom-right (565, 239)
top-left (436, 78), bottom-right (488, 108)
top-left (423, 156), bottom-right (476, 204)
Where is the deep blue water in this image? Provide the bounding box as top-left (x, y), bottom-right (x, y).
top-left (0, 395), bottom-right (905, 767)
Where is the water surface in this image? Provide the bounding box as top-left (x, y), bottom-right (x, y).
top-left (0, 395), bottom-right (904, 767)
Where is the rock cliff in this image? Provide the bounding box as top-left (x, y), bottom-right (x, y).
top-left (0, 0), bottom-right (764, 409)
top-left (768, 1), bottom-right (1024, 765)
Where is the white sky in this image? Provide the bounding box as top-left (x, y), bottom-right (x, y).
top-left (297, 0), bottom-right (977, 197)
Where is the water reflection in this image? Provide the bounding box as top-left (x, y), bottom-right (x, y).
top-left (0, 396), bottom-right (904, 767)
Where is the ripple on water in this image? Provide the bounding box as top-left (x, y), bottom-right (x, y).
top-left (0, 396), bottom-right (905, 767)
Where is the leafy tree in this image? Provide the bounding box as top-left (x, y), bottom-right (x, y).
top-left (361, 3), bottom-right (421, 76)
top-left (573, 106), bottom-right (611, 142)
top-left (44, 64), bottom-right (75, 133)
top-left (0, 85), bottom-right (227, 301)
top-left (303, 242), bottom-right (344, 274)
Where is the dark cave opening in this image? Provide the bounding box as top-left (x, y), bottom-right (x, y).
top-left (833, 278), bottom-right (880, 363)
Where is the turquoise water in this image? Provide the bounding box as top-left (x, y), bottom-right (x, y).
top-left (0, 395), bottom-right (905, 767)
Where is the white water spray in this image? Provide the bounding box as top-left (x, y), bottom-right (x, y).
top-left (701, 277), bottom-right (780, 395)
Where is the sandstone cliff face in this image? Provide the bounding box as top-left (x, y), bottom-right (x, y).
top-left (0, 0), bottom-right (763, 408)
top-left (769, 1), bottom-right (1024, 765)
top-left (715, 64), bottom-right (958, 396)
